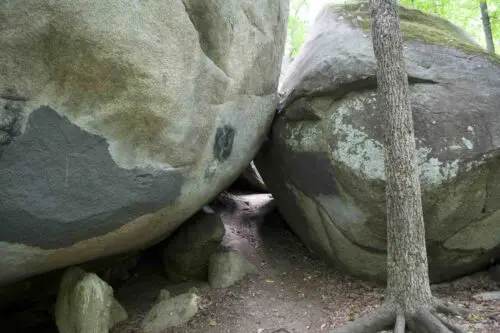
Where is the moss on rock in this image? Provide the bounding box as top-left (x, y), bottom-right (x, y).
top-left (332, 1), bottom-right (499, 60)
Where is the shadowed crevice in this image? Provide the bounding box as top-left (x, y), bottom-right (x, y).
top-left (280, 75), bottom-right (438, 113)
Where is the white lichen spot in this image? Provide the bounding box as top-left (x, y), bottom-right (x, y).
top-left (431, 120), bottom-right (436, 125)
top-left (467, 126), bottom-right (474, 133)
top-left (464, 159), bottom-right (485, 171)
top-left (449, 145), bottom-right (462, 150)
top-left (329, 95), bottom-right (461, 186)
top-left (461, 137), bottom-right (473, 150)
top-left (419, 158), bottom-right (459, 185)
top-left (287, 124), bottom-right (323, 152)
top-left (330, 98), bottom-right (386, 180)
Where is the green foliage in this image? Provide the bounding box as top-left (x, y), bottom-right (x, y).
top-left (287, 0), bottom-right (309, 58)
top-left (288, 16), bottom-right (307, 58)
top-left (339, 2), bottom-right (493, 57)
top-left (286, 0), bottom-right (498, 56)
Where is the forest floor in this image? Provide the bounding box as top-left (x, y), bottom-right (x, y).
top-left (112, 192), bottom-right (500, 333)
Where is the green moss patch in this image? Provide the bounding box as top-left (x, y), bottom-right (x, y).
top-left (332, 1), bottom-right (499, 60)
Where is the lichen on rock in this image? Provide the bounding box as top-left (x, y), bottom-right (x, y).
top-left (257, 1), bottom-right (500, 283)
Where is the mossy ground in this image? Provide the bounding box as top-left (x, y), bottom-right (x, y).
top-left (332, 1), bottom-right (499, 61)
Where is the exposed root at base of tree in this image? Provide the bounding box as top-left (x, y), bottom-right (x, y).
top-left (330, 298), bottom-right (470, 333)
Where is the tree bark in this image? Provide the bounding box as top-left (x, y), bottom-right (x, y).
top-left (480, 1), bottom-right (495, 54)
top-left (329, 2), bottom-right (470, 331)
top-left (370, 0), bottom-right (433, 314)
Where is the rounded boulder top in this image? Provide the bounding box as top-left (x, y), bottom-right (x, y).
top-left (0, 0), bottom-right (289, 285)
top-left (257, 1), bottom-right (500, 283)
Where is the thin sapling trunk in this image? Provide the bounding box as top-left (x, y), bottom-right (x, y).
top-left (480, 1), bottom-right (495, 54)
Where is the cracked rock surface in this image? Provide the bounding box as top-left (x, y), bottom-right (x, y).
top-left (256, 2), bottom-right (500, 283)
top-left (0, 0), bottom-right (289, 284)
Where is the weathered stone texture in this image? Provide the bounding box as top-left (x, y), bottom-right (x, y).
top-left (256, 2), bottom-right (500, 282)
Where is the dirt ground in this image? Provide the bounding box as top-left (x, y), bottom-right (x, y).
top-left (112, 193), bottom-right (500, 333)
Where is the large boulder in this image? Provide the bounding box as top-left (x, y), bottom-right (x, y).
top-left (256, 2), bottom-right (500, 283)
top-left (0, 0), bottom-right (288, 284)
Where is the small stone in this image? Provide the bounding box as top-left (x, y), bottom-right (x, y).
top-left (208, 251), bottom-right (257, 288)
top-left (162, 210), bottom-right (225, 282)
top-left (55, 267), bottom-right (127, 333)
top-left (140, 292), bottom-right (200, 333)
top-left (109, 299), bottom-right (128, 329)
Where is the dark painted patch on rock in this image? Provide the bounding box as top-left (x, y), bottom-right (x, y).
top-left (0, 107), bottom-right (184, 249)
top-left (213, 125), bottom-right (235, 162)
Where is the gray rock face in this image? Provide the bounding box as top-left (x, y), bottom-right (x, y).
top-left (256, 2), bottom-right (500, 283)
top-left (208, 251), bottom-right (257, 288)
top-left (55, 267), bottom-right (127, 333)
top-left (1, 108), bottom-right (183, 249)
top-left (0, 0), bottom-right (289, 284)
top-left (162, 210), bottom-right (225, 281)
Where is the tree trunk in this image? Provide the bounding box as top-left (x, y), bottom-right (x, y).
top-left (480, 1), bottom-right (495, 54)
top-left (329, 2), bottom-right (470, 331)
top-left (370, 0), bottom-right (433, 315)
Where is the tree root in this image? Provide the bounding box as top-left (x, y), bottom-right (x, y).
top-left (329, 300), bottom-right (469, 333)
top-left (433, 298), bottom-right (470, 317)
top-left (328, 303), bottom-right (395, 333)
